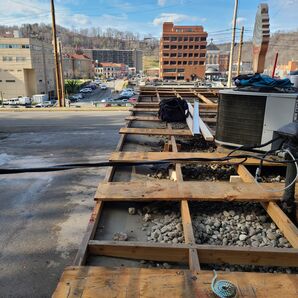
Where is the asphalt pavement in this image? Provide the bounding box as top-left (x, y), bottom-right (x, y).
top-left (0, 111), bottom-right (127, 297)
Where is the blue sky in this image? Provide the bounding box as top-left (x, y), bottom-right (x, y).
top-left (0, 0), bottom-right (297, 43)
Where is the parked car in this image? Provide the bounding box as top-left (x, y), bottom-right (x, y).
top-left (86, 84), bottom-right (97, 90)
top-left (79, 88), bottom-right (92, 93)
top-left (35, 103), bottom-right (46, 108)
top-left (7, 98), bottom-right (19, 105)
top-left (100, 84), bottom-right (108, 90)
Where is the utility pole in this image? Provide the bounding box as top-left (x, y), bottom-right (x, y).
top-left (0, 91), bottom-right (3, 107)
top-left (236, 26), bottom-right (244, 76)
top-left (50, 0), bottom-right (62, 107)
top-left (58, 38), bottom-right (65, 107)
top-left (227, 0), bottom-right (238, 88)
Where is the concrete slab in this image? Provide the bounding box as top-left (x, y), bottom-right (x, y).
top-left (0, 111), bottom-right (127, 297)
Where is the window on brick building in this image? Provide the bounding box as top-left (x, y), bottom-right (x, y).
top-left (178, 45), bottom-right (182, 49)
top-left (183, 37), bottom-right (188, 41)
top-left (178, 37), bottom-right (183, 42)
top-left (170, 53), bottom-right (177, 57)
top-left (201, 37), bottom-right (206, 41)
top-left (189, 53), bottom-right (193, 57)
top-left (183, 53), bottom-right (187, 57)
top-left (170, 45), bottom-right (177, 49)
top-left (163, 61), bottom-right (169, 65)
top-left (194, 45), bottom-right (199, 49)
top-left (177, 61), bottom-right (182, 65)
top-left (163, 45), bottom-right (169, 49)
top-left (188, 61), bottom-right (193, 65)
top-left (170, 61), bottom-right (176, 65)
top-left (195, 37), bottom-right (200, 41)
top-left (194, 53), bottom-right (198, 57)
top-left (189, 45), bottom-right (193, 49)
top-left (200, 53), bottom-right (205, 58)
top-left (194, 61), bottom-right (198, 65)
top-left (177, 53), bottom-right (182, 57)
top-left (189, 37), bottom-right (194, 42)
top-left (200, 45), bottom-right (206, 49)
top-left (183, 61), bottom-right (187, 65)
top-left (183, 45), bottom-right (187, 49)
top-left (163, 37), bottom-right (170, 41)
top-left (199, 61), bottom-right (205, 65)
top-left (170, 37), bottom-right (177, 41)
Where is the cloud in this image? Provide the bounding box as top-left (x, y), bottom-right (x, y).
top-left (158, 0), bottom-right (167, 6)
top-left (153, 13), bottom-right (204, 26)
top-left (236, 17), bottom-right (246, 25)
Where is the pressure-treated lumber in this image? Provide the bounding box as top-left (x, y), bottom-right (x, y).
top-left (169, 132), bottom-right (200, 271)
top-left (125, 116), bottom-right (217, 123)
top-left (95, 180), bottom-right (285, 202)
top-left (53, 266), bottom-right (298, 298)
top-left (87, 240), bottom-right (298, 267)
top-left (262, 202), bottom-right (298, 248)
top-left (109, 151), bottom-right (283, 166)
top-left (195, 92), bottom-right (215, 105)
top-left (119, 127), bottom-right (192, 136)
top-left (237, 164), bottom-right (298, 248)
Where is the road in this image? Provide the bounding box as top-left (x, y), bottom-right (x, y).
top-left (0, 111), bottom-right (127, 297)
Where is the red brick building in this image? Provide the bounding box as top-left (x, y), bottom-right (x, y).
top-left (160, 22), bottom-right (208, 81)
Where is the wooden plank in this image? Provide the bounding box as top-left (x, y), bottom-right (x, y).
top-left (195, 92), bottom-right (214, 105)
top-left (262, 202), bottom-right (298, 248)
top-left (73, 202), bottom-right (103, 265)
top-left (169, 133), bottom-right (200, 271)
top-left (237, 165), bottom-right (298, 248)
top-left (119, 128), bottom-right (192, 136)
top-left (109, 151), bottom-right (283, 166)
top-left (53, 266), bottom-right (298, 298)
top-left (125, 116), bottom-right (217, 123)
top-left (87, 240), bottom-right (298, 267)
top-left (188, 103), bottom-right (214, 141)
top-left (95, 181), bottom-right (285, 202)
top-left (125, 116), bottom-right (161, 121)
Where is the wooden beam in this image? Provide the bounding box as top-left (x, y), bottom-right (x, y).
top-left (125, 116), bottom-right (161, 121)
top-left (95, 181), bottom-right (285, 202)
top-left (169, 133), bottom-right (200, 271)
top-left (195, 92), bottom-right (215, 105)
top-left (109, 151), bottom-right (283, 166)
top-left (125, 116), bottom-right (217, 123)
top-left (237, 164), bottom-right (298, 248)
top-left (87, 241), bottom-right (298, 267)
top-left (53, 266), bottom-right (298, 298)
top-left (119, 128), bottom-right (192, 136)
top-left (263, 202), bottom-right (298, 248)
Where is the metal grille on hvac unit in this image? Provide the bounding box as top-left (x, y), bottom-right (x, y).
top-left (216, 93), bottom-right (266, 146)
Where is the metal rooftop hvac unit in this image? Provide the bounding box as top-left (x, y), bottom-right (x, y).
top-left (215, 90), bottom-right (298, 151)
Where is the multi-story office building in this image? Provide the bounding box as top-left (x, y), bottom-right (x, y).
top-left (84, 49), bottom-right (143, 73)
top-left (0, 36), bottom-right (55, 99)
top-left (160, 22), bottom-right (208, 81)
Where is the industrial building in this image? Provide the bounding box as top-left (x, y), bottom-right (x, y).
top-left (0, 35), bottom-right (55, 99)
top-left (159, 22), bottom-right (208, 81)
top-left (84, 49), bottom-right (143, 73)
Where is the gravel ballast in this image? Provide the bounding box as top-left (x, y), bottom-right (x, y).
top-left (191, 202), bottom-right (291, 248)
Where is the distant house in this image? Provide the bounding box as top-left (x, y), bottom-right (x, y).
top-left (206, 40), bottom-right (220, 79)
top-left (63, 53), bottom-right (94, 79)
top-left (94, 62), bottom-right (128, 78)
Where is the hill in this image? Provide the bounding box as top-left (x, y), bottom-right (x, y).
top-left (217, 30), bottom-right (298, 68)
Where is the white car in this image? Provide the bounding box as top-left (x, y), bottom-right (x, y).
top-left (100, 84), bottom-right (108, 90)
top-left (79, 88), bottom-right (92, 93)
